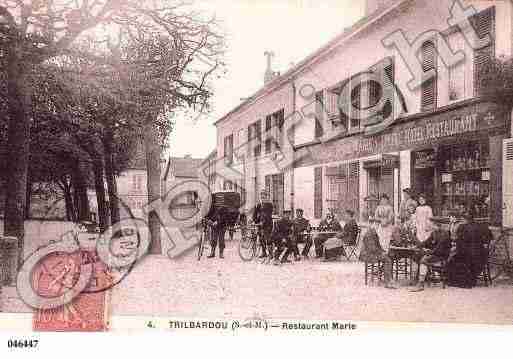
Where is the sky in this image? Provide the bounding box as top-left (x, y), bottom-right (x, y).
top-left (166, 0), bottom-right (365, 159)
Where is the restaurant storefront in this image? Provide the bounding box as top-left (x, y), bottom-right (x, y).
top-left (295, 99), bottom-right (510, 225)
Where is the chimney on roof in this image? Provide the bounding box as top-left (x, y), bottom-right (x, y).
top-left (264, 51), bottom-right (279, 85)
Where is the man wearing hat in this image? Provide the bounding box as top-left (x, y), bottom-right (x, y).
top-left (293, 208), bottom-right (311, 260)
top-left (252, 190), bottom-right (274, 258)
top-left (410, 216), bottom-right (452, 291)
top-left (398, 188), bottom-right (417, 224)
top-left (272, 209), bottom-right (294, 264)
top-left (313, 211), bottom-right (343, 258)
top-left (359, 218), bottom-right (396, 289)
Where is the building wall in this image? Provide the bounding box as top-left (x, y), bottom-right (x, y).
top-left (293, 0), bottom-right (512, 147)
top-left (290, 0), bottom-right (511, 221)
top-left (215, 82), bottom-right (295, 213)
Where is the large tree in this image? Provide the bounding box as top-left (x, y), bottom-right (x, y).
top-left (0, 0), bottom-right (224, 256)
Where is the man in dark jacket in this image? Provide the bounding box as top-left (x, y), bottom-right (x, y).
top-left (293, 208), bottom-right (311, 260)
top-left (452, 210), bottom-right (493, 287)
top-left (313, 212), bottom-right (343, 258)
top-left (207, 206), bottom-right (229, 259)
top-left (411, 217), bottom-right (452, 291)
top-left (252, 190), bottom-right (274, 258)
top-left (273, 210), bottom-right (294, 265)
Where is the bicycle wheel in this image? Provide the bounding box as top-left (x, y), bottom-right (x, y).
top-left (239, 232), bottom-right (257, 261)
top-left (197, 228), bottom-right (206, 261)
top-left (488, 239), bottom-right (507, 281)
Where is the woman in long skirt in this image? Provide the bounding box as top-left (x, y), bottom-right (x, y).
top-left (415, 193), bottom-right (433, 243)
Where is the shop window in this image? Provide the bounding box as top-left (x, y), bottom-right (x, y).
top-left (435, 142), bottom-right (490, 218)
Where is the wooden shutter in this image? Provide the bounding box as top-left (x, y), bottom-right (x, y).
top-left (381, 167), bottom-right (395, 209)
top-left (489, 135), bottom-right (503, 226)
top-left (314, 167), bottom-right (323, 219)
top-left (254, 120), bottom-right (262, 157)
top-left (315, 91), bottom-right (324, 138)
top-left (247, 124), bottom-right (253, 157)
top-left (348, 162), bottom-right (360, 216)
top-left (472, 7), bottom-right (495, 96)
top-left (265, 174), bottom-right (271, 199)
top-left (337, 78), bottom-right (351, 131)
top-left (336, 164), bottom-right (348, 214)
top-left (272, 173), bottom-right (284, 215)
top-left (421, 40), bottom-right (437, 111)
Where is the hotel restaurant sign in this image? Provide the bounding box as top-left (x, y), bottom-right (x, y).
top-left (356, 107), bottom-right (503, 157)
top-left (300, 102), bottom-right (506, 168)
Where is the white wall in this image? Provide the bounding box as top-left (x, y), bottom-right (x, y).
top-left (293, 0), bottom-right (511, 146)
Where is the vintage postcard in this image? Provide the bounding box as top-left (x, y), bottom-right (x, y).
top-left (1, 0), bottom-right (513, 344)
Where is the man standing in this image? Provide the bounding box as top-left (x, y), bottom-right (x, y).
top-left (293, 208), bottom-right (311, 260)
top-left (252, 190), bottom-right (274, 258)
top-left (273, 210), bottom-right (294, 265)
top-left (207, 206), bottom-right (229, 259)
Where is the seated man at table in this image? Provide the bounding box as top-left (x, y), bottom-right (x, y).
top-left (323, 210), bottom-right (359, 260)
top-left (359, 218), bottom-right (395, 289)
top-left (293, 208), bottom-right (311, 259)
top-left (410, 217), bottom-right (452, 292)
top-left (272, 210), bottom-right (295, 265)
top-left (313, 212), bottom-right (343, 258)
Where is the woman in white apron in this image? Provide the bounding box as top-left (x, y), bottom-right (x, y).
top-left (415, 194), bottom-right (433, 243)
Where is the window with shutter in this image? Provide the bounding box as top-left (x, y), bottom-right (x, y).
top-left (224, 134), bottom-right (233, 165)
top-left (254, 120), bottom-right (262, 157)
top-left (314, 167), bottom-right (323, 219)
top-left (350, 78), bottom-right (361, 130)
top-left (421, 40), bottom-right (437, 111)
top-left (472, 7), bottom-right (495, 96)
top-left (348, 162), bottom-right (360, 216)
top-left (315, 90), bottom-right (325, 138)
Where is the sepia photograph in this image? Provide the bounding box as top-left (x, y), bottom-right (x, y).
top-left (0, 0), bottom-right (513, 341)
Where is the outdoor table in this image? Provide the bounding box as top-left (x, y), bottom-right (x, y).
top-left (388, 246), bottom-right (421, 281)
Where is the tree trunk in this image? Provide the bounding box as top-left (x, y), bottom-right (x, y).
top-left (144, 123), bottom-right (162, 255)
top-left (92, 157), bottom-right (109, 232)
top-left (103, 130), bottom-right (120, 224)
top-left (62, 180), bottom-right (76, 222)
top-left (3, 52), bottom-right (31, 265)
top-left (25, 179), bottom-right (32, 220)
top-left (72, 161), bottom-right (91, 222)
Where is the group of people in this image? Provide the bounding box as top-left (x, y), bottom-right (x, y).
top-left (204, 189), bottom-right (360, 264)
top-left (203, 187), bottom-right (493, 291)
top-left (359, 188), bottom-right (493, 291)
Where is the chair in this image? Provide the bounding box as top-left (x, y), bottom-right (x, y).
top-left (365, 260), bottom-right (384, 285)
top-left (342, 227), bottom-right (362, 261)
top-left (392, 256), bottom-right (412, 281)
top-left (424, 260), bottom-right (447, 288)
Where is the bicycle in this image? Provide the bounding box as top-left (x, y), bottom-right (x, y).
top-left (488, 227), bottom-right (513, 282)
top-left (238, 223), bottom-right (264, 261)
top-left (197, 219), bottom-right (214, 261)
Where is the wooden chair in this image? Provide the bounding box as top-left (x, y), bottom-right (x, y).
top-left (342, 227), bottom-right (362, 261)
top-left (425, 260), bottom-right (447, 288)
top-left (365, 260), bottom-right (384, 285)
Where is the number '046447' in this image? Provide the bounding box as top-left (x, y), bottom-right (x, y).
top-left (7, 339), bottom-right (39, 349)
